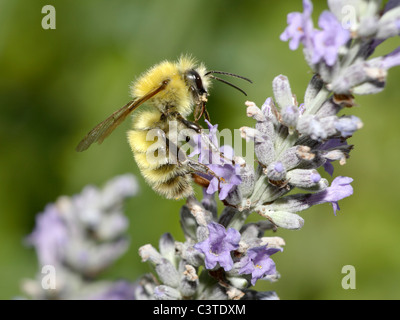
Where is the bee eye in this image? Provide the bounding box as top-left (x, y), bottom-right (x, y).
top-left (186, 70), bottom-right (207, 96)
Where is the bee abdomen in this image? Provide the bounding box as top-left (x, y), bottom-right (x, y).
top-left (141, 163), bottom-right (190, 184)
top-left (133, 151), bottom-right (194, 199)
top-left (153, 174), bottom-right (194, 199)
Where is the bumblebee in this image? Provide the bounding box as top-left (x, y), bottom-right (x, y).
top-left (76, 55), bottom-right (251, 199)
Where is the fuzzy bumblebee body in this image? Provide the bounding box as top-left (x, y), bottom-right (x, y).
top-left (128, 109), bottom-right (194, 199)
top-left (76, 55), bottom-right (251, 200)
top-left (128, 57), bottom-right (210, 199)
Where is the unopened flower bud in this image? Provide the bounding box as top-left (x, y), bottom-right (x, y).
top-left (246, 101), bottom-right (265, 122)
top-left (256, 208), bottom-right (304, 230)
top-left (276, 146), bottom-right (304, 170)
top-left (155, 258), bottom-right (180, 288)
top-left (304, 74), bottom-right (324, 107)
top-left (186, 196), bottom-right (213, 226)
top-left (316, 99), bottom-right (343, 118)
top-left (226, 276), bottom-right (248, 290)
top-left (240, 127), bottom-right (265, 143)
top-left (273, 75), bottom-right (294, 109)
top-left (255, 137), bottom-right (275, 167)
top-left (181, 245), bottom-right (204, 267)
top-left (376, 7), bottom-right (400, 39)
top-left (335, 115), bottom-right (363, 137)
top-left (265, 162), bottom-right (286, 181)
top-left (159, 233), bottom-right (176, 264)
top-left (180, 265), bottom-right (198, 298)
top-left (139, 244), bottom-right (163, 265)
top-left (281, 105), bottom-right (300, 128)
top-left (286, 169), bottom-right (321, 189)
top-left (180, 205), bottom-right (198, 240)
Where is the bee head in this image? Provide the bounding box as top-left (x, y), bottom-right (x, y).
top-left (185, 69), bottom-right (208, 102)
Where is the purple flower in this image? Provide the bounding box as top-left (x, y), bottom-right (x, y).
top-left (307, 176), bottom-right (353, 215)
top-left (206, 163), bottom-right (242, 200)
top-left (311, 11), bottom-right (350, 66)
top-left (27, 204), bottom-right (68, 266)
top-left (239, 246), bottom-right (282, 286)
top-left (194, 222), bottom-right (240, 271)
top-left (280, 0), bottom-right (314, 50)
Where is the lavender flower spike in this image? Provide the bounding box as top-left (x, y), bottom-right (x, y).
top-left (23, 174), bottom-right (138, 300)
top-left (239, 246), bottom-right (282, 286)
top-left (194, 222), bottom-right (240, 271)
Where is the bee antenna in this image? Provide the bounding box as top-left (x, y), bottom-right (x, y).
top-left (205, 70), bottom-right (252, 83)
top-left (208, 75), bottom-right (248, 96)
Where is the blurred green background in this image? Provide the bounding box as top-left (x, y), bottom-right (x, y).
top-left (1, 0), bottom-right (400, 300)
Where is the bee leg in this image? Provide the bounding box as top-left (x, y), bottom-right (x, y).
top-left (203, 107), bottom-right (211, 122)
top-left (177, 113), bottom-right (203, 133)
top-left (194, 103), bottom-right (203, 122)
top-left (184, 159), bottom-right (226, 184)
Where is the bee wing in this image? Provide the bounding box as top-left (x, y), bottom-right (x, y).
top-left (76, 80), bottom-right (169, 152)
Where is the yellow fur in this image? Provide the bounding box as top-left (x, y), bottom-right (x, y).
top-left (131, 109), bottom-right (162, 130)
top-left (127, 56), bottom-right (213, 199)
top-left (131, 56), bottom-right (200, 117)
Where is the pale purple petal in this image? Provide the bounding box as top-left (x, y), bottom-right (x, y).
top-left (204, 119), bottom-right (219, 147)
top-left (311, 11), bottom-right (350, 66)
top-left (207, 164), bottom-right (242, 200)
top-left (206, 177), bottom-right (219, 195)
top-left (219, 184), bottom-right (235, 201)
top-left (307, 176), bottom-right (353, 215)
top-left (382, 46), bottom-right (400, 69)
top-left (194, 222), bottom-right (240, 271)
top-left (280, 0), bottom-right (314, 50)
top-left (27, 204), bottom-right (68, 266)
top-left (188, 133), bottom-right (202, 157)
top-left (219, 145), bottom-right (234, 162)
top-left (239, 246), bottom-right (282, 286)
